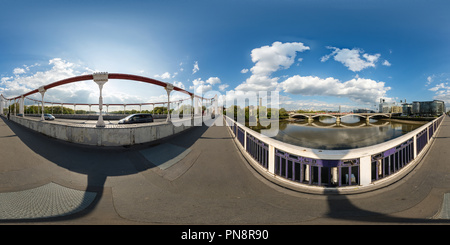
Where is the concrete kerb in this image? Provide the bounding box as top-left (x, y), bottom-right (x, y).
top-left (6, 115), bottom-right (196, 147)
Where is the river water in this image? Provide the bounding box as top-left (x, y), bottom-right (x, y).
top-left (250, 115), bottom-right (426, 150)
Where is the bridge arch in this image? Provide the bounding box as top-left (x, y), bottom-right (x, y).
top-left (289, 113), bottom-right (310, 119)
top-left (366, 113), bottom-right (391, 119)
top-left (310, 114), bottom-right (337, 119)
top-left (340, 114), bottom-right (366, 119)
top-left (10, 73), bottom-right (194, 100)
top-left (1, 73), bottom-right (211, 126)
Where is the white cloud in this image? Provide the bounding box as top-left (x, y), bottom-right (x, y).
top-left (1, 58), bottom-right (85, 99)
top-left (219, 84), bottom-right (229, 91)
top-left (280, 75), bottom-right (391, 104)
top-left (233, 42), bottom-right (390, 105)
top-left (430, 84), bottom-right (450, 105)
top-left (190, 78), bottom-right (203, 88)
top-left (192, 61), bottom-right (199, 74)
top-left (426, 75), bottom-right (435, 86)
top-left (236, 41), bottom-right (310, 92)
top-left (235, 75), bottom-right (279, 92)
top-left (13, 68), bottom-right (26, 75)
top-left (382, 60), bottom-right (391, 66)
top-left (206, 77), bottom-right (221, 85)
top-left (250, 41), bottom-right (310, 76)
top-left (173, 81), bottom-right (185, 89)
top-left (189, 77), bottom-right (216, 95)
top-left (321, 47), bottom-right (381, 72)
top-left (241, 68), bottom-right (249, 74)
top-left (429, 83), bottom-right (448, 92)
top-left (196, 84), bottom-right (212, 94)
top-left (154, 71), bottom-right (177, 79)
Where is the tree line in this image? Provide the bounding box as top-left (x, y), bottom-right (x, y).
top-left (3, 104), bottom-right (204, 115)
top-left (223, 105), bottom-right (289, 121)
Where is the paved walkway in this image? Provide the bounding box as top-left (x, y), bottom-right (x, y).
top-left (0, 115), bottom-right (450, 224)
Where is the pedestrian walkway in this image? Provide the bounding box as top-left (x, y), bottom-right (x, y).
top-left (1, 115), bottom-right (450, 224)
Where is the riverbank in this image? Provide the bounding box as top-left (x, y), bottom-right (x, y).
top-left (389, 116), bottom-right (435, 123)
top-left (388, 118), bottom-right (429, 125)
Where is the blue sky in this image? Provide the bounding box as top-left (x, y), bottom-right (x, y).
top-left (1, 0), bottom-right (449, 111)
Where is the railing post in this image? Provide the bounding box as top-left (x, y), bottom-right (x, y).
top-left (19, 95), bottom-right (24, 116)
top-left (359, 156), bottom-right (371, 186)
top-left (268, 144), bottom-right (275, 174)
top-left (244, 130), bottom-right (247, 150)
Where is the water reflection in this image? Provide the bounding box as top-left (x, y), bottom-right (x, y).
top-left (250, 115), bottom-right (426, 150)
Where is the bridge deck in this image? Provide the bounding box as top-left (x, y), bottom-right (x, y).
top-left (0, 115), bottom-right (450, 224)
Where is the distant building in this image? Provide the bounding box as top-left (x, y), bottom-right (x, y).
top-left (391, 105), bottom-right (403, 113)
top-left (402, 103), bottom-right (412, 116)
top-left (353, 108), bottom-right (375, 113)
top-left (411, 100), bottom-right (445, 116)
top-left (379, 99), bottom-right (445, 116)
top-left (379, 99), bottom-right (402, 113)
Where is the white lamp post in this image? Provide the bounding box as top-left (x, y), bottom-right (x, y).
top-left (38, 86), bottom-right (46, 121)
top-left (93, 72), bottom-right (108, 127)
top-left (165, 83), bottom-right (174, 122)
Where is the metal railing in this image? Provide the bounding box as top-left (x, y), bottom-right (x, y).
top-left (225, 114), bottom-right (444, 191)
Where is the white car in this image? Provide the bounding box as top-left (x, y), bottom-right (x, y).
top-left (44, 114), bottom-right (55, 120)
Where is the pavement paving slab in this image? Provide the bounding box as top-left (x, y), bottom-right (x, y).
top-left (0, 182), bottom-right (96, 220)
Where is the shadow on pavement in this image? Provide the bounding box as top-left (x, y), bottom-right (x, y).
top-left (323, 189), bottom-right (449, 224)
top-left (0, 116), bottom-right (208, 223)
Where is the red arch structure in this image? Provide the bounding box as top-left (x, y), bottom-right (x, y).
top-left (1, 73), bottom-right (212, 126)
top-left (7, 73), bottom-right (195, 100)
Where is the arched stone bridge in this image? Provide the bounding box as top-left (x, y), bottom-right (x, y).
top-left (289, 112), bottom-right (397, 123)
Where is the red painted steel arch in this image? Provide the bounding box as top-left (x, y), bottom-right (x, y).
top-left (5, 73), bottom-right (196, 101)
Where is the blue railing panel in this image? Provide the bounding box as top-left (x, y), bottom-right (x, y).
top-left (274, 149), bottom-right (360, 187)
top-left (245, 133), bottom-right (269, 169)
top-left (237, 126), bottom-right (245, 147)
top-left (371, 138), bottom-right (414, 181)
top-left (416, 128), bottom-right (428, 155)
